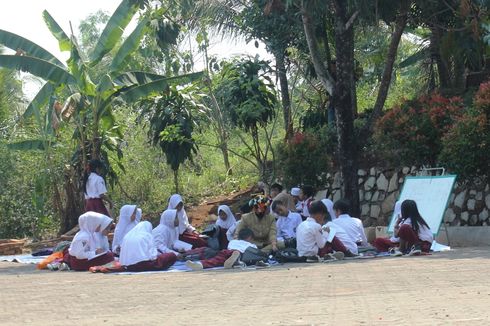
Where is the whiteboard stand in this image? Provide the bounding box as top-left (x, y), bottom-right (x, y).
top-left (419, 166), bottom-right (451, 246)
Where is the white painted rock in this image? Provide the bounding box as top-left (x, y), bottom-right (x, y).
top-left (486, 194), bottom-right (490, 209)
top-left (402, 167), bottom-right (410, 174)
top-left (478, 209), bottom-right (489, 222)
top-left (364, 176), bottom-right (376, 191)
top-left (361, 204), bottom-right (370, 216)
top-left (372, 191), bottom-right (379, 202)
top-left (376, 174), bottom-right (388, 192)
top-left (453, 190), bottom-right (467, 209)
top-left (467, 199), bottom-right (476, 211)
top-left (460, 211), bottom-right (469, 222)
top-left (470, 215), bottom-right (478, 225)
top-left (444, 208), bottom-right (456, 223)
top-left (365, 192), bottom-right (372, 201)
top-left (381, 193), bottom-right (397, 214)
top-left (370, 205), bottom-right (381, 218)
top-left (370, 167), bottom-right (376, 176)
top-left (388, 173), bottom-right (398, 192)
top-left (358, 169), bottom-right (367, 176)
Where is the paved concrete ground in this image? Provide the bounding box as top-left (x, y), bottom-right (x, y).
top-left (1, 247), bottom-right (490, 325)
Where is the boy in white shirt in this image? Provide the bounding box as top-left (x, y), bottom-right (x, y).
top-left (331, 199), bottom-right (368, 247)
top-left (271, 200), bottom-right (302, 248)
top-left (296, 201), bottom-right (349, 262)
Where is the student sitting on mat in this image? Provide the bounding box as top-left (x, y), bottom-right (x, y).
top-left (296, 201), bottom-right (348, 263)
top-left (299, 185), bottom-right (316, 219)
top-left (215, 205), bottom-right (237, 249)
top-left (119, 221), bottom-right (177, 272)
top-left (153, 209), bottom-right (184, 256)
top-left (271, 200), bottom-right (302, 248)
top-left (64, 212), bottom-right (115, 271)
top-left (331, 199), bottom-right (368, 247)
top-left (166, 194), bottom-right (207, 248)
top-left (320, 198), bottom-right (336, 220)
top-left (112, 205), bottom-right (142, 255)
top-left (372, 201), bottom-right (403, 254)
top-left (321, 199), bottom-right (358, 256)
top-left (396, 200), bottom-right (433, 255)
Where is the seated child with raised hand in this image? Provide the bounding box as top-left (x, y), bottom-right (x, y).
top-left (112, 204), bottom-right (141, 255)
top-left (396, 200), bottom-right (433, 255)
top-left (331, 199), bottom-right (368, 247)
top-left (65, 212), bottom-right (115, 271)
top-left (119, 221), bottom-right (177, 272)
top-left (296, 201), bottom-right (350, 263)
top-left (271, 200), bottom-right (302, 248)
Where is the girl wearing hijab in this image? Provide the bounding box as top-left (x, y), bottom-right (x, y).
top-left (64, 212), bottom-right (115, 271)
top-left (215, 205), bottom-right (237, 249)
top-left (166, 194), bottom-right (207, 248)
top-left (396, 200), bottom-right (433, 255)
top-left (112, 205), bottom-right (142, 254)
top-left (119, 221), bottom-right (177, 272)
top-left (372, 201), bottom-right (403, 254)
top-left (83, 159), bottom-right (113, 216)
top-left (153, 209), bottom-right (181, 255)
top-left (321, 198), bottom-right (337, 221)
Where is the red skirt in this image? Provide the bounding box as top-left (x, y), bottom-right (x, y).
top-left (65, 252), bottom-right (115, 271)
top-left (179, 231), bottom-right (208, 249)
top-left (85, 198), bottom-right (110, 216)
top-left (125, 253), bottom-right (177, 272)
top-left (372, 237), bottom-right (397, 252)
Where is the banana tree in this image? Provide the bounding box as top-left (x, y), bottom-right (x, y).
top-left (0, 0), bottom-right (202, 232)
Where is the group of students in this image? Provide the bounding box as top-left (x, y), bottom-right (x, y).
top-left (60, 160), bottom-right (434, 272)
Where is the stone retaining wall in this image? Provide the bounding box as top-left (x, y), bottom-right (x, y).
top-left (318, 167), bottom-right (490, 227)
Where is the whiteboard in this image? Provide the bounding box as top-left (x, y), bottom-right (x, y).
top-left (387, 175), bottom-right (457, 235)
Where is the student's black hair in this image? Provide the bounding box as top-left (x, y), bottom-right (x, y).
top-left (401, 199), bottom-right (429, 233)
top-left (333, 199), bottom-right (351, 215)
top-left (83, 159), bottom-right (104, 195)
top-left (238, 228), bottom-right (254, 240)
top-left (309, 201), bottom-right (328, 215)
top-left (271, 200), bottom-right (284, 212)
top-left (270, 183), bottom-right (283, 192)
top-left (301, 185), bottom-right (316, 198)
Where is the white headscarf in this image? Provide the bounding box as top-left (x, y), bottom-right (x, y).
top-left (321, 199), bottom-right (336, 220)
top-left (216, 205), bottom-right (237, 230)
top-left (112, 205), bottom-right (142, 251)
top-left (158, 209), bottom-right (179, 246)
top-left (165, 194), bottom-right (193, 234)
top-left (119, 221), bottom-right (157, 266)
top-left (71, 212), bottom-right (113, 252)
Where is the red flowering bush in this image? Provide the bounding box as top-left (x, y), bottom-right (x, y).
top-left (439, 81), bottom-right (490, 180)
top-left (374, 93), bottom-right (464, 166)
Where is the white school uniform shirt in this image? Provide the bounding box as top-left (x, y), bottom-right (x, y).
top-left (226, 220), bottom-right (240, 242)
top-left (112, 205), bottom-right (142, 252)
top-left (389, 201), bottom-right (402, 243)
top-left (166, 194), bottom-right (195, 234)
top-left (276, 211), bottom-right (302, 241)
top-left (227, 239), bottom-right (257, 253)
top-left (302, 198), bottom-right (314, 218)
top-left (120, 221), bottom-right (158, 266)
top-left (296, 217), bottom-right (328, 257)
top-left (332, 214), bottom-right (368, 246)
top-left (402, 218), bottom-right (433, 243)
top-left (68, 212), bottom-right (113, 260)
top-left (295, 201), bottom-right (303, 213)
top-left (84, 173), bottom-right (107, 199)
top-left (323, 221), bottom-right (358, 254)
top-left (153, 209), bottom-right (179, 255)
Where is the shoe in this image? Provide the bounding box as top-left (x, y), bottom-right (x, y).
top-left (58, 262), bottom-right (70, 271)
top-left (329, 252), bottom-right (345, 261)
top-left (344, 251), bottom-right (359, 258)
top-left (186, 260), bottom-right (204, 270)
top-left (306, 256), bottom-right (320, 263)
top-left (255, 260), bottom-right (270, 268)
top-left (408, 245), bottom-right (422, 256)
top-left (224, 251), bottom-right (241, 269)
top-left (389, 248), bottom-right (403, 257)
top-left (47, 262), bottom-right (60, 271)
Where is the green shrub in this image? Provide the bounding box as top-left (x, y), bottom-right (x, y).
top-left (374, 93), bottom-right (464, 166)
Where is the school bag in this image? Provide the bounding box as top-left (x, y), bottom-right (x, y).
top-left (274, 248), bottom-right (306, 263)
top-left (202, 224), bottom-right (221, 250)
top-left (240, 247), bottom-right (269, 265)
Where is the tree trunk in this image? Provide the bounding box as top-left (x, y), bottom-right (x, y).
top-left (220, 140), bottom-right (232, 175)
top-left (363, 0), bottom-right (410, 137)
top-left (429, 26), bottom-right (451, 90)
top-left (275, 51), bottom-right (292, 139)
top-left (332, 0), bottom-right (360, 217)
top-left (173, 169), bottom-right (179, 193)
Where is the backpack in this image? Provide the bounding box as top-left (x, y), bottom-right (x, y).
top-left (202, 224), bottom-right (221, 250)
top-left (240, 247), bottom-right (269, 265)
top-left (274, 248), bottom-right (306, 263)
